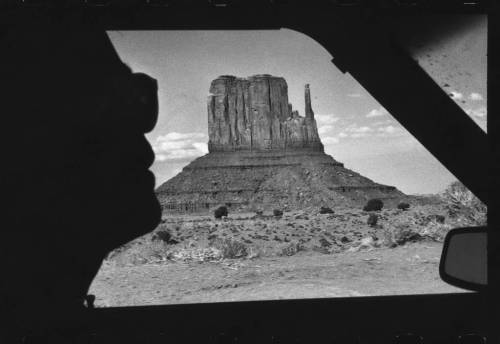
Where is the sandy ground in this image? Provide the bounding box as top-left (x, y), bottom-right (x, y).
top-left (89, 241), bottom-right (466, 307)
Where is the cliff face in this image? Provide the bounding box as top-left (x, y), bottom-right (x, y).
top-left (207, 75), bottom-right (323, 152)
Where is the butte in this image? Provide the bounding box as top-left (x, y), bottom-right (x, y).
top-left (156, 74), bottom-right (406, 214)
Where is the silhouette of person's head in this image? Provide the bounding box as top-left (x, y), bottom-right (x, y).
top-left (1, 12), bottom-right (161, 335)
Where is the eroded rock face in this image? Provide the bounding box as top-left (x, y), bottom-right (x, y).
top-left (207, 75), bottom-right (323, 152)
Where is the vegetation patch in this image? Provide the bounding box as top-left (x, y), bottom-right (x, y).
top-left (214, 206), bottom-right (228, 219)
top-left (363, 199), bottom-right (384, 212)
top-left (211, 238), bottom-right (248, 259)
top-left (397, 202), bottom-right (410, 211)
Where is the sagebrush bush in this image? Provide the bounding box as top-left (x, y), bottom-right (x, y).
top-left (441, 181), bottom-right (486, 225)
top-left (427, 214), bottom-right (445, 224)
top-left (397, 202), bottom-right (410, 211)
top-left (419, 221), bottom-right (452, 242)
top-left (382, 224), bottom-right (421, 247)
top-left (278, 241), bottom-right (303, 256)
top-left (319, 206), bottom-right (334, 214)
top-left (214, 206), bottom-right (228, 219)
top-left (367, 214), bottom-right (378, 227)
top-left (363, 199), bottom-right (384, 211)
top-left (273, 209), bottom-right (284, 217)
top-left (392, 224), bottom-right (422, 245)
top-left (212, 238), bottom-right (248, 258)
top-left (151, 230), bottom-right (178, 244)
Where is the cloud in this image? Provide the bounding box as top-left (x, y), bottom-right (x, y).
top-left (318, 125), bottom-right (334, 134)
top-left (469, 92), bottom-right (484, 101)
top-left (315, 114), bottom-right (340, 125)
top-left (366, 107), bottom-right (388, 118)
top-left (152, 132), bottom-right (208, 162)
top-left (338, 123), bottom-right (406, 139)
top-left (376, 125), bottom-right (405, 137)
top-left (347, 93), bottom-right (362, 98)
top-left (449, 91), bottom-right (463, 100)
top-left (157, 132), bottom-right (205, 141)
top-left (192, 142), bottom-right (209, 153)
top-left (377, 125), bottom-right (398, 134)
top-left (372, 119), bottom-right (394, 126)
top-left (336, 125), bottom-right (374, 139)
top-left (346, 126), bottom-right (373, 133)
top-left (465, 106), bottom-right (487, 118)
top-left (322, 136), bottom-right (339, 144)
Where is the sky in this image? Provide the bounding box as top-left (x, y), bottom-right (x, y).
top-left (107, 18), bottom-right (486, 195)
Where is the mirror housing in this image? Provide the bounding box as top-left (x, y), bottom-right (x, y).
top-left (439, 226), bottom-right (487, 291)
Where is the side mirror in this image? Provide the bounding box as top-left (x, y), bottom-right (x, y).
top-left (439, 226), bottom-right (487, 291)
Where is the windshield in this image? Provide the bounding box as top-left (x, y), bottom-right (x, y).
top-left (89, 18), bottom-right (486, 307)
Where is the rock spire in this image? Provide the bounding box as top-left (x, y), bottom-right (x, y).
top-left (305, 84), bottom-right (314, 119)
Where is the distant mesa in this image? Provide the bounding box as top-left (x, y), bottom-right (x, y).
top-left (156, 74), bottom-right (407, 214)
top-left (207, 74), bottom-right (323, 152)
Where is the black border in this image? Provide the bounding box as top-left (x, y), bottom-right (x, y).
top-left (0, 2), bottom-right (494, 342)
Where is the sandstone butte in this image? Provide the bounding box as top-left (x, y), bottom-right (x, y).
top-left (156, 74), bottom-right (408, 214)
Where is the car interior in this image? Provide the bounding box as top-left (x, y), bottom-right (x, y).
top-left (0, 1), bottom-right (495, 343)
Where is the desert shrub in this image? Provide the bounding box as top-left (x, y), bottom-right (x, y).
top-left (397, 202), bottom-right (410, 211)
top-left (211, 238), bottom-right (248, 259)
top-left (151, 229), bottom-right (178, 244)
top-left (255, 210), bottom-right (264, 216)
top-left (278, 241), bottom-right (303, 256)
top-left (214, 206), bottom-right (228, 219)
top-left (169, 247), bottom-right (223, 262)
top-left (382, 222), bottom-right (452, 247)
top-left (367, 214), bottom-right (378, 227)
top-left (340, 236), bottom-right (351, 243)
top-left (382, 224), bottom-right (421, 247)
top-left (363, 199), bottom-right (384, 212)
top-left (312, 246), bottom-right (330, 254)
top-left (393, 225), bottom-right (422, 245)
top-left (110, 239), bottom-right (172, 266)
top-left (319, 206), bottom-right (334, 214)
top-left (319, 237), bottom-right (332, 247)
top-left (420, 221), bottom-right (452, 242)
top-left (348, 236), bottom-right (380, 252)
top-left (273, 209), bottom-right (284, 217)
top-left (427, 214), bottom-right (445, 224)
top-left (441, 181), bottom-right (486, 225)
top-left (246, 246), bottom-right (261, 259)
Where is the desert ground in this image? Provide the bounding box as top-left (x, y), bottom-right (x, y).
top-left (89, 204), bottom-right (478, 307)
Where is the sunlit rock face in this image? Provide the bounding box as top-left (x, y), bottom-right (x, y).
top-left (207, 75), bottom-right (323, 152)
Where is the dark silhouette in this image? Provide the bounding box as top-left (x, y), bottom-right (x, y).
top-left (0, 12), bottom-right (161, 338)
top-left (214, 206), bottom-right (228, 219)
top-left (363, 199), bottom-right (384, 212)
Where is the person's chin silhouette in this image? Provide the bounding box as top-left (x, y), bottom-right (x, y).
top-left (0, 12), bottom-right (161, 337)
